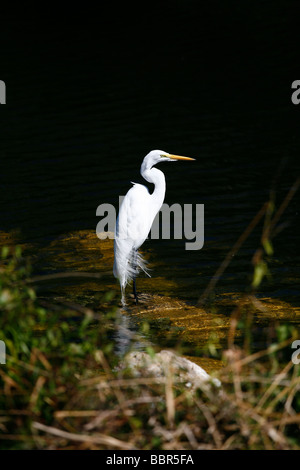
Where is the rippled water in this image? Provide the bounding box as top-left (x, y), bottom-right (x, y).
top-left (1, 3), bottom-right (299, 366)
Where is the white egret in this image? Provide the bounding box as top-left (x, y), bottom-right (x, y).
top-left (113, 150), bottom-right (195, 306)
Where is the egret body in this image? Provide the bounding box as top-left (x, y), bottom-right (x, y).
top-left (113, 150), bottom-right (195, 306)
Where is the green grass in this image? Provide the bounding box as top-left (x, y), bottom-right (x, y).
top-left (0, 246), bottom-right (299, 450)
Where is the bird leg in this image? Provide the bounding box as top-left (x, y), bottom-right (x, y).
top-left (133, 278), bottom-right (138, 305)
top-left (132, 250), bottom-right (138, 305)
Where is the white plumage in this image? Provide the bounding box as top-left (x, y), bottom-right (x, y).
top-left (113, 149), bottom-right (195, 306)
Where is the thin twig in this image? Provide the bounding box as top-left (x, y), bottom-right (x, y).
top-left (222, 337), bottom-right (295, 373)
top-left (193, 397), bottom-right (223, 448)
top-left (32, 421), bottom-right (136, 450)
top-left (268, 177), bottom-right (300, 237)
top-left (27, 271), bottom-right (112, 283)
top-left (255, 360), bottom-right (294, 412)
top-left (198, 203), bottom-right (268, 304)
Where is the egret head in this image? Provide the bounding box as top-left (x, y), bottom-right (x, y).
top-left (142, 150), bottom-right (195, 171)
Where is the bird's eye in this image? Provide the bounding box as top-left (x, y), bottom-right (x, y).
top-left (160, 154), bottom-right (168, 158)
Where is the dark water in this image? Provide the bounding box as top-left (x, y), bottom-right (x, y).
top-left (1, 2), bottom-right (299, 359)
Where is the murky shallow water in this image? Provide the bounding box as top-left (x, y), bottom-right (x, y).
top-left (1, 224), bottom-right (299, 374)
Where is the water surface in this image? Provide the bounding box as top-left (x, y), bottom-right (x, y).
top-left (1, 3), bottom-right (299, 370)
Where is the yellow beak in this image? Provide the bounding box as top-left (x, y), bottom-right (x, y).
top-left (165, 154), bottom-right (196, 161)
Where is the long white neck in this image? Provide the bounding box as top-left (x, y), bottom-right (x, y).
top-left (141, 166), bottom-right (166, 215)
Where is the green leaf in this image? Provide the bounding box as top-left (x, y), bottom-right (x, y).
top-left (262, 238), bottom-right (273, 256)
top-left (146, 346), bottom-right (156, 359)
top-left (1, 246), bottom-right (9, 259)
top-left (252, 261), bottom-right (267, 288)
